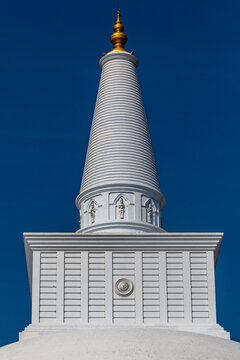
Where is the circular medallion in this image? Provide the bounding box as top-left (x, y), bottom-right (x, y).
top-left (115, 278), bottom-right (134, 297)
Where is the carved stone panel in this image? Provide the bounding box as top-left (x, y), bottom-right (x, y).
top-left (141, 195), bottom-right (160, 226)
top-left (109, 192), bottom-right (135, 221)
top-left (83, 194), bottom-right (103, 227)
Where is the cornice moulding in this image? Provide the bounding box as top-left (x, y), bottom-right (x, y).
top-left (24, 232), bottom-right (223, 262)
top-left (23, 232), bottom-right (224, 240)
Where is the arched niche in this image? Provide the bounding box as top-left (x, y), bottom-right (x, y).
top-left (113, 194), bottom-right (130, 220)
top-left (144, 198), bottom-right (158, 226)
top-left (87, 199), bottom-right (99, 225)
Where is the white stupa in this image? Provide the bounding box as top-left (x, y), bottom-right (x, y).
top-left (1, 10), bottom-right (239, 360)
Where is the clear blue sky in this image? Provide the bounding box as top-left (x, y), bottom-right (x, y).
top-left (0, 0), bottom-right (239, 346)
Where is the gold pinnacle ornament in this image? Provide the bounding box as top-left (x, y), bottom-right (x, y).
top-left (109, 8), bottom-right (128, 52)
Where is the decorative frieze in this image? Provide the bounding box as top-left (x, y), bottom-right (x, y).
top-left (77, 189), bottom-right (163, 233)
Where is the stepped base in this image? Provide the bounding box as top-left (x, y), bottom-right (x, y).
top-left (20, 323), bottom-right (230, 341)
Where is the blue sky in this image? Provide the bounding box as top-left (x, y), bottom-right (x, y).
top-left (0, 0), bottom-right (239, 346)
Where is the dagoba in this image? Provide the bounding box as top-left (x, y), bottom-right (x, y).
top-left (1, 10), bottom-right (239, 360)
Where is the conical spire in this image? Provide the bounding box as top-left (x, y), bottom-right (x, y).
top-left (109, 8), bottom-right (128, 52)
top-left (76, 13), bottom-right (165, 233)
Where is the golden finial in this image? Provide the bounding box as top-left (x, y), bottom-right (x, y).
top-left (109, 8), bottom-right (128, 52)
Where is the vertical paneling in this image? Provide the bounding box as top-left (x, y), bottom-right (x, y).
top-left (142, 252), bottom-right (160, 323)
top-left (113, 252), bottom-right (135, 322)
top-left (39, 252), bottom-right (57, 322)
top-left (183, 252), bottom-right (192, 323)
top-left (190, 252), bottom-right (209, 323)
top-left (88, 252), bottom-right (105, 321)
top-left (34, 248), bottom-right (214, 328)
top-left (159, 251), bottom-right (167, 323)
top-left (166, 252), bottom-right (184, 323)
top-left (64, 253), bottom-right (81, 321)
top-left (105, 252), bottom-right (113, 323)
top-left (56, 252), bottom-right (64, 322)
top-left (32, 251), bottom-right (40, 324)
top-left (81, 252), bottom-right (88, 322)
top-left (135, 251), bottom-right (143, 323)
top-left (207, 251), bottom-right (216, 323)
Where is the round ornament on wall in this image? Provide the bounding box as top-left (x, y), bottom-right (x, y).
top-left (115, 278), bottom-right (134, 297)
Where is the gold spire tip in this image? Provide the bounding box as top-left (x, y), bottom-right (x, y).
top-left (109, 8), bottom-right (128, 52)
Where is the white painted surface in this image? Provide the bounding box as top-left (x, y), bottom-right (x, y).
top-left (39, 252), bottom-right (57, 322)
top-left (105, 252), bottom-right (113, 323)
top-left (183, 252), bottom-right (192, 323)
top-left (79, 52), bottom-right (160, 194)
top-left (31, 252), bottom-right (40, 324)
top-left (88, 252), bottom-right (105, 321)
top-left (142, 252), bottom-right (160, 322)
top-left (22, 232), bottom-right (229, 339)
top-left (14, 22), bottom-right (236, 360)
top-left (190, 252), bottom-right (209, 323)
top-left (56, 252), bottom-right (64, 322)
top-left (80, 252), bottom-right (88, 323)
top-left (75, 51), bottom-right (165, 233)
top-left (3, 329), bottom-right (240, 360)
top-left (159, 251), bottom-right (167, 323)
top-left (135, 252), bottom-right (143, 323)
top-left (64, 252), bottom-right (81, 322)
top-left (207, 251), bottom-right (217, 323)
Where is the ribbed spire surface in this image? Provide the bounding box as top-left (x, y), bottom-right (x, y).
top-left (80, 52), bottom-right (160, 195)
top-left (76, 51), bottom-right (165, 233)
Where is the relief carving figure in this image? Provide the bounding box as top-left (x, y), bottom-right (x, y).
top-left (147, 202), bottom-right (153, 223)
top-left (90, 201), bottom-right (96, 224)
top-left (119, 197), bottom-right (125, 219)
